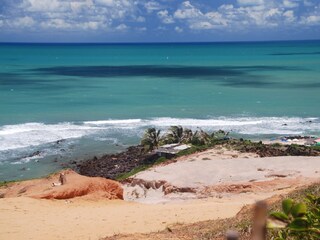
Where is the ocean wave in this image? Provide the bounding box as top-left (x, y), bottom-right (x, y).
top-left (0, 117), bottom-right (319, 151)
top-left (0, 122), bottom-right (102, 151)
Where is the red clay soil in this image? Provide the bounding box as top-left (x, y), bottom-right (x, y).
top-left (0, 169), bottom-right (123, 200)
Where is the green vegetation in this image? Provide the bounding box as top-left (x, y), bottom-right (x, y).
top-left (0, 180), bottom-right (17, 188)
top-left (115, 156), bottom-right (169, 181)
top-left (175, 145), bottom-right (209, 157)
top-left (312, 145), bottom-right (320, 151)
top-left (126, 126), bottom-right (320, 182)
top-left (140, 127), bottom-right (161, 151)
top-left (140, 126), bottom-right (229, 152)
top-left (268, 193), bottom-right (320, 239)
top-left (123, 127), bottom-right (230, 181)
top-left (116, 165), bottom-right (151, 181)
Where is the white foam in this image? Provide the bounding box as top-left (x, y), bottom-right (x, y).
top-left (0, 117), bottom-right (319, 152)
top-left (11, 154), bottom-right (44, 165)
top-left (84, 119), bottom-right (142, 125)
top-left (0, 122), bottom-right (102, 151)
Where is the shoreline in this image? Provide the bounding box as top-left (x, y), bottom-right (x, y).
top-left (1, 135), bottom-right (319, 184)
top-left (73, 137), bottom-right (320, 182)
top-left (0, 139), bottom-right (320, 239)
top-left (1, 115), bottom-right (319, 182)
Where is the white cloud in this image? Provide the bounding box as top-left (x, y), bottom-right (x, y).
top-left (237, 0), bottom-right (264, 6)
top-left (283, 0), bottom-right (299, 8)
top-left (22, 0), bottom-right (63, 12)
top-left (175, 26), bottom-right (183, 33)
top-left (136, 16), bottom-right (145, 22)
top-left (115, 23), bottom-right (128, 31)
top-left (174, 1), bottom-right (203, 19)
top-left (283, 10), bottom-right (296, 22)
top-left (190, 21), bottom-right (214, 30)
top-left (2, 0), bottom-right (137, 31)
top-left (11, 16), bottom-right (36, 28)
top-left (302, 15), bottom-right (320, 25)
top-left (136, 26), bottom-right (147, 31)
top-left (70, 1), bottom-right (94, 13)
top-left (157, 10), bottom-right (174, 24)
top-left (40, 18), bottom-right (71, 29)
top-left (144, 1), bottom-right (162, 13)
top-left (1, 0), bottom-right (319, 36)
top-left (219, 4), bottom-right (234, 11)
top-left (82, 21), bottom-right (99, 30)
top-left (172, 0), bottom-right (306, 32)
top-left (205, 12), bottom-right (228, 26)
top-left (300, 3), bottom-right (320, 25)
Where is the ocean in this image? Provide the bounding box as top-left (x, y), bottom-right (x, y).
top-left (1, 41), bottom-right (320, 181)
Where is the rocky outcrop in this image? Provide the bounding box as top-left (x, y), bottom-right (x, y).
top-left (75, 146), bottom-right (159, 180)
top-left (123, 178), bottom-right (196, 201)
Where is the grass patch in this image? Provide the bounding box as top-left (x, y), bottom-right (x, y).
top-left (311, 145), bottom-right (320, 151)
top-left (0, 180), bottom-right (20, 188)
top-left (176, 145), bottom-right (210, 157)
top-left (116, 165), bottom-right (150, 181)
top-left (115, 157), bottom-right (169, 181)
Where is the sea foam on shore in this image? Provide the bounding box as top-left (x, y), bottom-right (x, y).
top-left (0, 116), bottom-right (319, 181)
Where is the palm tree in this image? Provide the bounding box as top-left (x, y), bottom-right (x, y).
top-left (192, 129), bottom-right (211, 145)
top-left (212, 130), bottom-right (229, 140)
top-left (140, 128), bottom-right (161, 151)
top-left (181, 128), bottom-right (193, 144)
top-left (162, 125), bottom-right (187, 144)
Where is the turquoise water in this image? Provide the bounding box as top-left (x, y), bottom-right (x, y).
top-left (1, 41), bottom-right (320, 181)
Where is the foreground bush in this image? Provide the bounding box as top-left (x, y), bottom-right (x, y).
top-left (268, 194), bottom-right (320, 239)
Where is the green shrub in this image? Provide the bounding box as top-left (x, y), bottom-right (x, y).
top-left (268, 194), bottom-right (320, 239)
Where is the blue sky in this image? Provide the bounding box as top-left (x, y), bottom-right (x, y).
top-left (0, 0), bottom-right (320, 42)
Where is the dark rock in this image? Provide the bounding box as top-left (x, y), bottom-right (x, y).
top-left (28, 151), bottom-right (41, 158)
top-left (75, 145), bottom-right (159, 180)
top-left (56, 139), bottom-right (66, 144)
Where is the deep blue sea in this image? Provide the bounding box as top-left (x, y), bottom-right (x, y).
top-left (1, 41), bottom-right (320, 181)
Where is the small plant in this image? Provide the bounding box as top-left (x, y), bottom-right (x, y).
top-left (268, 195), bottom-right (320, 240)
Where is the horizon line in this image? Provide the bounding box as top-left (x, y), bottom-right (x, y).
top-left (1, 39), bottom-right (320, 45)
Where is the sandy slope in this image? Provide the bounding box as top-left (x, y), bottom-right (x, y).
top-left (0, 194), bottom-right (265, 240)
top-left (0, 149), bottom-right (319, 240)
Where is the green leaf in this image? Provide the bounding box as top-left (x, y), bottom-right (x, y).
top-left (270, 211), bottom-right (289, 221)
top-left (282, 198), bottom-right (294, 215)
top-left (267, 219), bottom-right (287, 229)
top-left (288, 218), bottom-right (310, 231)
top-left (291, 203), bottom-right (307, 218)
top-left (278, 230), bottom-right (286, 239)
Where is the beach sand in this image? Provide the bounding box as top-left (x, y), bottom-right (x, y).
top-left (0, 194), bottom-right (264, 240)
top-left (0, 149), bottom-right (319, 240)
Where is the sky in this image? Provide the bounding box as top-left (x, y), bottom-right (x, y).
top-left (0, 0), bottom-right (320, 42)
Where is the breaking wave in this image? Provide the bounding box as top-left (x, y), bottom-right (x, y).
top-left (0, 117), bottom-right (319, 152)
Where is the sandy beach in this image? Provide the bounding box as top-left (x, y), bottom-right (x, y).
top-left (1, 148), bottom-right (319, 240)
